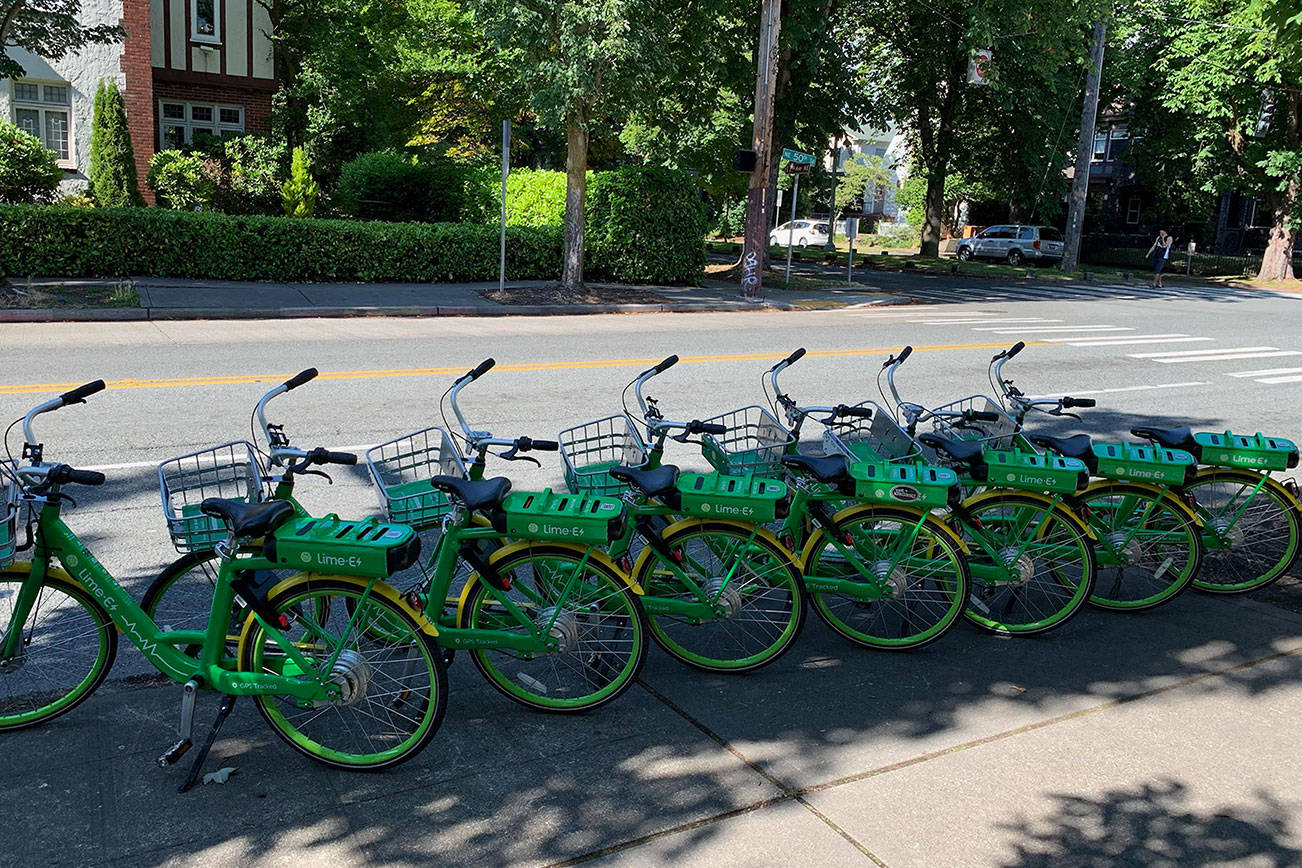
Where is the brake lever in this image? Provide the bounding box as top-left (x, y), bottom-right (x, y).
top-left (1048, 408), bottom-right (1083, 422)
top-left (298, 468), bottom-right (334, 484)
top-left (495, 448), bottom-right (542, 467)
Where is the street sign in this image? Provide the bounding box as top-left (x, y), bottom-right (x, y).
top-left (968, 49), bottom-right (992, 84)
top-left (844, 217), bottom-right (859, 239)
top-left (784, 162), bottom-right (810, 174)
top-left (781, 148), bottom-right (816, 165)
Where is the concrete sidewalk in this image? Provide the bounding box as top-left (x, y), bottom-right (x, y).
top-left (2, 276), bottom-right (890, 322)
top-left (7, 587), bottom-right (1302, 866)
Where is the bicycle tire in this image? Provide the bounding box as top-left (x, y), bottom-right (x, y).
top-left (1186, 469), bottom-right (1302, 594)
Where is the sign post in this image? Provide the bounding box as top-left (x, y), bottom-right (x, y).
top-left (845, 216), bottom-right (859, 283)
top-left (499, 119), bottom-right (510, 293)
top-left (780, 149), bottom-right (815, 286)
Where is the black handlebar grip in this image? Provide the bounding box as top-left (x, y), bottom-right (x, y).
top-left (784, 348), bottom-right (807, 366)
top-left (836, 405), bottom-right (874, 419)
top-left (1062, 397), bottom-right (1096, 409)
top-left (700, 423), bottom-right (728, 435)
top-left (59, 380), bottom-right (106, 405)
top-left (51, 465), bottom-right (106, 486)
top-left (283, 368), bottom-right (318, 391)
top-left (318, 449), bottom-right (358, 466)
top-left (469, 358), bottom-right (496, 381)
top-left (897, 346), bottom-right (913, 364)
top-left (968, 411), bottom-right (1002, 422)
top-left (530, 439), bottom-right (560, 451)
top-left (1007, 341), bottom-right (1025, 359)
top-left (653, 355), bottom-right (679, 374)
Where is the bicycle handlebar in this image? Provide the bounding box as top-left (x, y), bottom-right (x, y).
top-left (1062, 396), bottom-right (1096, 409)
top-left (22, 379), bottom-right (107, 449)
top-left (283, 368), bottom-right (318, 392)
top-left (652, 355), bottom-right (678, 374)
top-left (59, 380), bottom-right (106, 406)
top-left (50, 465), bottom-right (106, 486)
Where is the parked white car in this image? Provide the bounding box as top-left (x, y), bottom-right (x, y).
top-left (770, 220), bottom-right (829, 248)
top-left (955, 225), bottom-right (1065, 265)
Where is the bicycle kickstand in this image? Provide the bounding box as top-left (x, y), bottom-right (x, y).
top-left (177, 694), bottom-right (238, 794)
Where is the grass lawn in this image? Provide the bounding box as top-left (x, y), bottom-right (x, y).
top-left (0, 280), bottom-right (139, 308)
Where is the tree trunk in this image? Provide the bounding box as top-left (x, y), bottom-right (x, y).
top-left (561, 118), bottom-right (588, 293)
top-left (920, 171), bottom-right (945, 258)
top-left (1256, 186), bottom-right (1298, 281)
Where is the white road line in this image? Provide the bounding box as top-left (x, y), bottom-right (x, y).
top-left (1130, 346), bottom-right (1277, 358)
top-left (1255, 375), bottom-right (1302, 384)
top-left (906, 317), bottom-right (1061, 325)
top-left (972, 325), bottom-right (1127, 333)
top-left (1227, 367), bottom-right (1302, 378)
top-left (1029, 382), bottom-right (1208, 398)
top-left (84, 443), bottom-right (377, 473)
top-left (1058, 337), bottom-right (1216, 347)
top-left (1042, 333), bottom-right (1187, 342)
top-left (1145, 351), bottom-right (1302, 364)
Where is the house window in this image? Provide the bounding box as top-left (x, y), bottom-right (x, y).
top-left (1108, 126), bottom-right (1130, 161)
top-left (1126, 195), bottom-right (1141, 224)
top-left (192, 0), bottom-right (221, 43)
top-left (11, 79), bottom-right (73, 165)
top-left (158, 100), bottom-right (243, 147)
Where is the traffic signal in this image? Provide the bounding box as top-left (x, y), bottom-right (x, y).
top-left (1255, 88), bottom-right (1277, 138)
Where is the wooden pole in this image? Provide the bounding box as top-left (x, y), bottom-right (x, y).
top-left (740, 0), bottom-right (782, 298)
top-left (1061, 19), bottom-right (1106, 273)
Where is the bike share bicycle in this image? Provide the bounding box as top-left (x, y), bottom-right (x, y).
top-left (0, 381), bottom-right (448, 789)
top-left (556, 355), bottom-right (806, 672)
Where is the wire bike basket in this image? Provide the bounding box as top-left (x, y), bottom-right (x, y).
top-left (821, 400), bottom-right (924, 464)
top-left (158, 441), bottom-right (268, 552)
top-left (700, 405), bottom-right (795, 477)
top-left (559, 414), bottom-right (649, 496)
top-left (926, 395), bottom-right (1020, 451)
top-left (365, 426), bottom-right (469, 530)
top-left (1, 477), bottom-right (18, 568)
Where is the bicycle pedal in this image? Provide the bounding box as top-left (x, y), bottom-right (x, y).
top-left (157, 738), bottom-right (192, 767)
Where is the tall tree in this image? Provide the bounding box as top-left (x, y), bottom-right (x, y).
top-left (0, 0), bottom-right (121, 78)
top-left (88, 79), bottom-right (144, 206)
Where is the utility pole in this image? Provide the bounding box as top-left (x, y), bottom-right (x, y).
top-left (824, 139), bottom-right (840, 252)
top-left (740, 0), bottom-right (782, 298)
top-left (1061, 18), bottom-right (1107, 273)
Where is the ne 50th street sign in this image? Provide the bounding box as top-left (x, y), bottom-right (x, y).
top-left (781, 148), bottom-right (816, 165)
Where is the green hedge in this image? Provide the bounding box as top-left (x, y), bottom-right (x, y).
top-left (0, 205), bottom-right (561, 282)
top-left (586, 167), bottom-right (707, 285)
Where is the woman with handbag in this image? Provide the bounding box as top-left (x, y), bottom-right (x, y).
top-left (1146, 229), bottom-right (1174, 288)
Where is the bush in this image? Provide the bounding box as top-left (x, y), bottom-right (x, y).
top-left (0, 121), bottom-right (62, 204)
top-left (222, 134), bottom-right (287, 214)
top-left (281, 147), bottom-right (319, 218)
top-left (88, 80), bottom-right (144, 207)
top-left (871, 221), bottom-right (920, 248)
top-left (333, 151), bottom-right (469, 222)
top-left (710, 196), bottom-right (747, 238)
top-left (147, 150), bottom-right (221, 210)
top-left (585, 166), bottom-right (708, 284)
top-left (0, 204), bottom-right (562, 282)
top-left (503, 169), bottom-right (567, 226)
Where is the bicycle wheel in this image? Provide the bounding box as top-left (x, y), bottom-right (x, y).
top-left (1186, 469), bottom-right (1302, 594)
top-left (0, 570), bottom-right (117, 731)
top-left (461, 543), bottom-right (647, 712)
top-left (802, 505), bottom-right (969, 650)
top-left (1079, 482), bottom-right (1202, 611)
top-left (143, 550), bottom-right (293, 658)
top-left (961, 493), bottom-right (1095, 635)
top-left (633, 520), bottom-right (805, 672)
top-left (238, 576), bottom-right (448, 770)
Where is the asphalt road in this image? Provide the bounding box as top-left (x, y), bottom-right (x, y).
top-left (3, 276), bottom-right (1302, 866)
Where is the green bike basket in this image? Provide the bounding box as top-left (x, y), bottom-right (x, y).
top-left (558, 414), bottom-right (649, 496)
top-left (1193, 431), bottom-right (1299, 472)
top-left (700, 406), bottom-right (795, 478)
top-left (366, 426), bottom-right (470, 530)
top-left (675, 472), bottom-right (790, 522)
top-left (981, 448), bottom-right (1090, 494)
top-left (1, 479), bottom-right (16, 569)
top-left (491, 488), bottom-right (627, 544)
top-left (264, 514), bottom-right (420, 579)
top-left (158, 441), bottom-right (269, 553)
top-left (1092, 441), bottom-right (1197, 486)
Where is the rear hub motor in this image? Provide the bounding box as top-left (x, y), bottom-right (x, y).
top-left (1104, 530), bottom-right (1144, 565)
top-left (1208, 516), bottom-right (1246, 549)
top-left (536, 607), bottom-right (581, 654)
top-left (998, 546), bottom-right (1036, 586)
top-left (328, 649), bottom-right (373, 706)
top-left (872, 560), bottom-right (908, 599)
top-left (705, 578), bottom-right (743, 619)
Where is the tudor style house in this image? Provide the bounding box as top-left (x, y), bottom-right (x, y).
top-left (1, 0), bottom-right (275, 200)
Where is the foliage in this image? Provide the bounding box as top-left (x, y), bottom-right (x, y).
top-left (835, 156), bottom-right (893, 215)
top-left (0, 204), bottom-right (563, 282)
top-left (585, 166), bottom-right (707, 284)
top-left (710, 196), bottom-right (747, 238)
top-left (87, 80), bottom-right (143, 207)
top-left (0, 0), bottom-right (123, 78)
top-left (222, 134), bottom-right (288, 214)
top-left (0, 120), bottom-right (62, 204)
top-left (146, 151), bottom-right (220, 210)
top-left (501, 169), bottom-right (567, 226)
top-left (281, 147), bottom-right (319, 217)
top-left (333, 150), bottom-right (469, 222)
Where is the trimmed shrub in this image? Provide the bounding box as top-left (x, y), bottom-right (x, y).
top-left (585, 166), bottom-right (708, 284)
top-left (281, 147), bottom-right (319, 218)
top-left (222, 134), bottom-right (288, 214)
top-left (0, 204), bottom-right (562, 282)
top-left (504, 169), bottom-right (567, 226)
top-left (87, 80), bottom-right (144, 206)
top-left (147, 150), bottom-right (221, 210)
top-left (0, 120), bottom-right (62, 204)
top-left (333, 151), bottom-right (468, 223)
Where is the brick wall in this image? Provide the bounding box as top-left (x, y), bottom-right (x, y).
top-left (119, 0), bottom-right (155, 203)
top-left (152, 81), bottom-right (274, 132)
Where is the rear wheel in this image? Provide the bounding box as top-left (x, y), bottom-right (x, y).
top-left (802, 506), bottom-right (969, 650)
top-left (1187, 469), bottom-right (1302, 593)
top-left (1079, 483), bottom-right (1202, 611)
top-left (634, 521), bottom-right (805, 672)
top-left (0, 572), bottom-right (117, 731)
top-left (1007, 249), bottom-right (1025, 266)
top-left (461, 544), bottom-right (647, 712)
top-left (239, 576), bottom-right (447, 770)
top-left (961, 494), bottom-right (1095, 635)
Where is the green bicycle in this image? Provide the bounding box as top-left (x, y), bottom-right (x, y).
top-left (0, 381), bottom-right (449, 789)
top-left (367, 359), bottom-right (649, 713)
top-left (554, 354), bottom-right (806, 672)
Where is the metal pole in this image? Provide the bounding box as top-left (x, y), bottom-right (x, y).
top-left (785, 172), bottom-right (799, 286)
top-left (1061, 19), bottom-right (1107, 273)
top-left (848, 235), bottom-right (855, 283)
top-left (499, 119), bottom-right (510, 293)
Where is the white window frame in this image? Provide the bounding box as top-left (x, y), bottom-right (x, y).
top-left (158, 99), bottom-right (244, 148)
top-left (11, 78), bottom-right (74, 169)
top-left (191, 0), bottom-right (222, 44)
top-left (1126, 195), bottom-right (1141, 225)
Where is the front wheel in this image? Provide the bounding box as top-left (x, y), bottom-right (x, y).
top-left (633, 520), bottom-right (805, 673)
top-left (1186, 469), bottom-right (1302, 593)
top-left (238, 576), bottom-right (448, 770)
top-left (461, 544), bottom-right (647, 713)
top-left (802, 506), bottom-right (970, 650)
top-left (960, 494), bottom-right (1095, 635)
top-left (0, 570), bottom-right (117, 731)
top-left (957, 247), bottom-right (974, 262)
top-left (1079, 483), bottom-right (1203, 611)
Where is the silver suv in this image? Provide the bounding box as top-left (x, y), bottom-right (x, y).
top-left (955, 225), bottom-right (1065, 265)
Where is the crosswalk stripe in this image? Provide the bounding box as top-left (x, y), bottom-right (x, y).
top-left (1029, 382), bottom-right (1208, 398)
top-left (1227, 367), bottom-right (1302, 378)
top-left (906, 317), bottom-right (1060, 324)
top-left (1257, 375), bottom-right (1302, 384)
top-left (1148, 351), bottom-right (1302, 364)
top-left (1130, 346), bottom-right (1276, 358)
top-left (1056, 337), bottom-right (1215, 347)
top-left (973, 325), bottom-right (1125, 332)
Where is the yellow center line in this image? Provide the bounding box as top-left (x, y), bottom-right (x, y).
top-left (0, 341), bottom-right (1052, 396)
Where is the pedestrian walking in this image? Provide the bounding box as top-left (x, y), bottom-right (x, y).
top-left (1146, 228), bottom-right (1174, 288)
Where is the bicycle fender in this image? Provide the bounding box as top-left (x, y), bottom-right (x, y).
top-left (798, 502), bottom-right (970, 572)
top-left (252, 573), bottom-right (440, 639)
top-left (629, 517), bottom-right (796, 580)
top-left (1190, 467), bottom-right (1302, 519)
top-left (0, 560), bottom-right (82, 589)
top-left (961, 489), bottom-right (1097, 541)
top-left (1078, 479), bottom-right (1204, 527)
